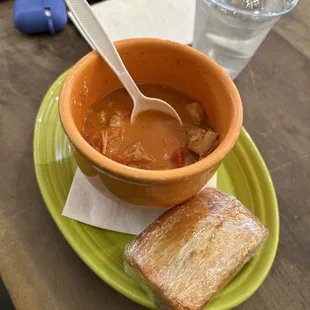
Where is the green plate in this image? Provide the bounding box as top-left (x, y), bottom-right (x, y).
top-left (34, 72), bottom-right (279, 310)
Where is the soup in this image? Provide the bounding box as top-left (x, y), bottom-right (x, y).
top-left (82, 85), bottom-right (218, 170)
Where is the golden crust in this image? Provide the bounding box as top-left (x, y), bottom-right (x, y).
top-left (124, 188), bottom-right (269, 310)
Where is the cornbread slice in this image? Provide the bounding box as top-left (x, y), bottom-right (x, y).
top-left (124, 188), bottom-right (268, 310)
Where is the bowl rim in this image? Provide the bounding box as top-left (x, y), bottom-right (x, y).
top-left (59, 38), bottom-right (243, 184)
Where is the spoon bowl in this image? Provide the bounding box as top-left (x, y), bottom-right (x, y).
top-left (131, 96), bottom-right (183, 123)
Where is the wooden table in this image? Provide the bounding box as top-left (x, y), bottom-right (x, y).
top-left (1, 1), bottom-right (309, 309)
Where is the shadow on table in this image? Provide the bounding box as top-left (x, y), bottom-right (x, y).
top-left (0, 277), bottom-right (15, 310)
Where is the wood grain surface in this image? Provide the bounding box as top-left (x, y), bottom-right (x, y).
top-left (0, 0), bottom-right (309, 309)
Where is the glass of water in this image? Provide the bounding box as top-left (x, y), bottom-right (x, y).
top-left (193, 0), bottom-right (299, 79)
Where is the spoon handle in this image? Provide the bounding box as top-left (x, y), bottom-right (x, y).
top-left (65, 0), bottom-right (141, 99)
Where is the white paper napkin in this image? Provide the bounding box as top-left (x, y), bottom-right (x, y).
top-left (68, 0), bottom-right (195, 49)
top-left (62, 168), bottom-right (217, 235)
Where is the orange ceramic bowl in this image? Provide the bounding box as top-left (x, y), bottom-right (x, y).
top-left (59, 38), bottom-right (242, 207)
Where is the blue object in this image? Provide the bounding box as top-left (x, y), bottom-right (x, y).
top-left (14, 0), bottom-right (68, 34)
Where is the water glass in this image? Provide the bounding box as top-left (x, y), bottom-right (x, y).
top-left (193, 0), bottom-right (299, 79)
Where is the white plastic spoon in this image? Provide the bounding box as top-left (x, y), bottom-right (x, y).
top-left (65, 0), bottom-right (182, 124)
